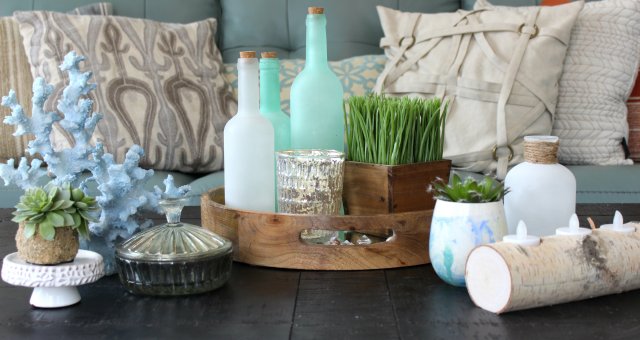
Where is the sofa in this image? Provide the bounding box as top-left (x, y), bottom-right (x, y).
top-left (0, 0), bottom-right (638, 224)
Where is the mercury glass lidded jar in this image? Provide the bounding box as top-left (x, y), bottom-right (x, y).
top-left (115, 198), bottom-right (233, 296)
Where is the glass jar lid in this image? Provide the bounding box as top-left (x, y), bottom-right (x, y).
top-left (115, 198), bottom-right (232, 262)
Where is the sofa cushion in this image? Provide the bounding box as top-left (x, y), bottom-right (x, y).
top-left (67, 2), bottom-right (112, 15)
top-left (567, 165), bottom-right (640, 204)
top-left (15, 12), bottom-right (237, 173)
top-left (223, 54), bottom-right (386, 114)
top-left (6, 1), bottom-right (459, 62)
top-left (185, 170), bottom-right (225, 205)
top-left (0, 3), bottom-right (112, 164)
top-left (0, 0), bottom-right (221, 22)
top-left (218, 0), bottom-right (460, 63)
top-left (455, 164), bottom-right (640, 204)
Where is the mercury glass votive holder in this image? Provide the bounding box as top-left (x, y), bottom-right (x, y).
top-left (276, 149), bottom-right (345, 215)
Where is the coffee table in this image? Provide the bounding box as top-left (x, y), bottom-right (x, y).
top-left (0, 207), bottom-right (639, 339)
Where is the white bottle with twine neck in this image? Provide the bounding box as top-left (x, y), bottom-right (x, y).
top-left (503, 136), bottom-right (576, 236)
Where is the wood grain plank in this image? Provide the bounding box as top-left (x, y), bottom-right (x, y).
top-left (292, 270), bottom-right (399, 339)
top-left (343, 161), bottom-right (390, 214)
top-left (388, 160), bottom-right (451, 213)
top-left (0, 216), bottom-right (18, 288)
top-left (102, 264), bottom-right (299, 326)
top-left (343, 160), bottom-right (450, 215)
top-left (386, 263), bottom-right (640, 339)
top-left (577, 203), bottom-right (640, 226)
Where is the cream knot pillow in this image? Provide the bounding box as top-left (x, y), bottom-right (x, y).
top-left (375, 2), bottom-right (583, 178)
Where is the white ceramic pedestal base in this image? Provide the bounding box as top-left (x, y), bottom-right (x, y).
top-left (1, 249), bottom-right (104, 308)
top-left (30, 286), bottom-right (81, 308)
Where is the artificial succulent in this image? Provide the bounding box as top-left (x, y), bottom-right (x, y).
top-left (428, 174), bottom-right (510, 203)
top-left (12, 183), bottom-right (98, 241)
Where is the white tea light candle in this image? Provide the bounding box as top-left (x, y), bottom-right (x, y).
top-left (600, 211), bottom-right (636, 234)
top-left (502, 221), bottom-right (540, 246)
top-left (556, 214), bottom-right (592, 236)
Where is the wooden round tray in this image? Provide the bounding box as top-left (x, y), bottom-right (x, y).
top-left (201, 187), bottom-right (432, 270)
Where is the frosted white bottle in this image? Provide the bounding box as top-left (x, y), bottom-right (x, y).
top-left (224, 51), bottom-right (275, 212)
top-left (504, 136), bottom-right (576, 236)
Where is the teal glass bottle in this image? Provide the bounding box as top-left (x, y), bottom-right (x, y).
top-left (260, 52), bottom-right (290, 152)
top-left (290, 7), bottom-right (344, 152)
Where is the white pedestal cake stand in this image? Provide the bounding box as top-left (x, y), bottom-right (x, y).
top-left (1, 250), bottom-right (104, 308)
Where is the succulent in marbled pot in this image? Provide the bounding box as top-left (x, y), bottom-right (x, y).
top-left (12, 183), bottom-right (98, 241)
top-left (428, 174), bottom-right (510, 203)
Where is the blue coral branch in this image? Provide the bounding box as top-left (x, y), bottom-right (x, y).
top-left (0, 51), bottom-right (191, 274)
top-left (155, 174), bottom-right (191, 199)
top-left (2, 90), bottom-right (31, 136)
top-left (0, 158), bottom-right (47, 189)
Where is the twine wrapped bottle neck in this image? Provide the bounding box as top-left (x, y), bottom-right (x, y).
top-left (524, 140), bottom-right (559, 164)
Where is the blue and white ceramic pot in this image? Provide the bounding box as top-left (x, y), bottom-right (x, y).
top-left (429, 199), bottom-right (507, 287)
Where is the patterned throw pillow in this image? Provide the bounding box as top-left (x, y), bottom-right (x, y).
top-left (477, 0), bottom-right (640, 165)
top-left (223, 55), bottom-right (386, 114)
top-left (14, 12), bottom-right (236, 173)
top-left (541, 0), bottom-right (640, 162)
top-left (0, 3), bottom-right (112, 164)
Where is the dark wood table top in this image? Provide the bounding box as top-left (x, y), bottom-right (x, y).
top-left (1, 208), bottom-right (640, 340)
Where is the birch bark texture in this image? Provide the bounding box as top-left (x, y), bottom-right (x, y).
top-left (465, 224), bottom-right (640, 314)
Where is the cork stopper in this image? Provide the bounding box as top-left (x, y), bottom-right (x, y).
top-left (523, 136), bottom-right (559, 164)
top-left (239, 51), bottom-right (256, 59)
top-left (308, 7), bottom-right (324, 14)
top-left (261, 51), bottom-right (278, 59)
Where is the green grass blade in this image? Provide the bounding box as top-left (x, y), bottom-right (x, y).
top-left (344, 94), bottom-right (448, 165)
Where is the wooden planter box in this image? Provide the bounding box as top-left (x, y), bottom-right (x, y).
top-left (201, 187), bottom-right (432, 270)
top-left (342, 160), bottom-right (452, 215)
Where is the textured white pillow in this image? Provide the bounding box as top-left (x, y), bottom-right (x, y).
top-left (476, 0), bottom-right (640, 165)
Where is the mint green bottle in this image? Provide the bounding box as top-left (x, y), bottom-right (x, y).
top-left (260, 52), bottom-right (290, 152)
top-left (290, 7), bottom-right (344, 152)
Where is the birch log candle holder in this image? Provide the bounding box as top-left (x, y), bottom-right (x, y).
top-left (465, 222), bottom-right (640, 314)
